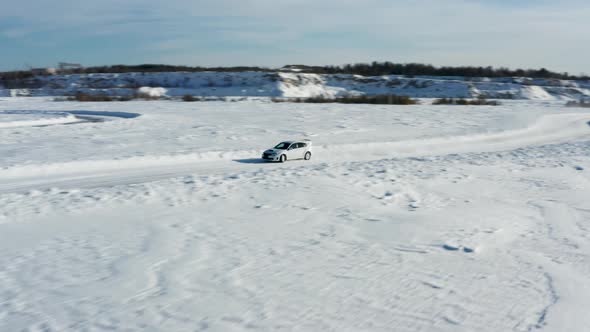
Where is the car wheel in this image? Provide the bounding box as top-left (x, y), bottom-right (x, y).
top-left (304, 152), bottom-right (311, 160)
top-left (280, 154), bottom-right (286, 163)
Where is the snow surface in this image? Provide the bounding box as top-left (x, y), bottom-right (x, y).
top-left (1, 97), bottom-right (590, 331)
top-left (1, 71), bottom-right (590, 100)
top-left (0, 110), bottom-right (79, 128)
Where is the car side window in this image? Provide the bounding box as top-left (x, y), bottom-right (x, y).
top-left (300, 143), bottom-right (307, 148)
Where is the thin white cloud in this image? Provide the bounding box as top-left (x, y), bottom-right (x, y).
top-left (1, 28), bottom-right (29, 38)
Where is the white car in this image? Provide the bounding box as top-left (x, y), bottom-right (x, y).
top-left (262, 140), bottom-right (312, 162)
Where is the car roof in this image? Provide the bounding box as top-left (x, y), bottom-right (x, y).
top-left (278, 140), bottom-right (309, 144)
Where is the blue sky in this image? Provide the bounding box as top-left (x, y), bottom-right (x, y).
top-left (1, 0), bottom-right (589, 74)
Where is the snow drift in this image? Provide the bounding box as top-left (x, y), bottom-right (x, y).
top-left (0, 110), bottom-right (79, 128)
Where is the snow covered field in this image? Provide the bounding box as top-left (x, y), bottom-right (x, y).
top-left (1, 97), bottom-right (590, 331)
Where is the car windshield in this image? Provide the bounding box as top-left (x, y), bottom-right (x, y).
top-left (274, 142), bottom-right (291, 150)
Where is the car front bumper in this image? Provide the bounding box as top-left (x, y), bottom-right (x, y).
top-left (262, 154), bottom-right (280, 161)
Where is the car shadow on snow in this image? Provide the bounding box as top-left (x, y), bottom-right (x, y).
top-left (68, 110), bottom-right (141, 119)
top-left (233, 158), bottom-right (270, 164)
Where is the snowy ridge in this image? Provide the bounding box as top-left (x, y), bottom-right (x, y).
top-left (0, 110), bottom-right (79, 128)
top-left (1, 71), bottom-right (589, 100)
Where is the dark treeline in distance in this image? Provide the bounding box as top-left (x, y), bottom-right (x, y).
top-left (317, 62), bottom-right (587, 80)
top-left (1, 62), bottom-right (588, 81)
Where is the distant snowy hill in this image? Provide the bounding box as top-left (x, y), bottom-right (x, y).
top-left (1, 71), bottom-right (589, 100)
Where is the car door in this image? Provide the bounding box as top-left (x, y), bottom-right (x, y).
top-left (286, 143), bottom-right (297, 159)
top-left (288, 143), bottom-right (303, 159)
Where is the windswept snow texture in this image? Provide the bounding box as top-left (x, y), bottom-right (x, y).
top-left (1, 98), bottom-right (590, 331)
top-left (1, 71), bottom-right (589, 99)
